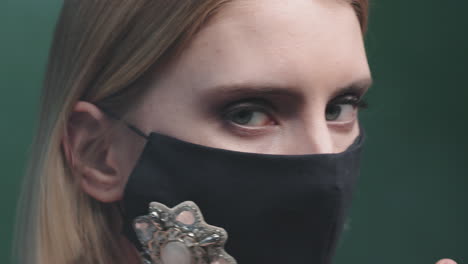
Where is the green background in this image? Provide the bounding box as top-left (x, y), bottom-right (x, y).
top-left (1, 1), bottom-right (466, 263)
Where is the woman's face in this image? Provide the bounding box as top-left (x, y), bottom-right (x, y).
top-left (126, 0), bottom-right (372, 155)
top-left (64, 3), bottom-right (452, 264)
top-left (69, 0), bottom-right (372, 204)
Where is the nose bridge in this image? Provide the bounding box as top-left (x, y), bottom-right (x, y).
top-left (298, 104), bottom-right (334, 154)
top-left (306, 122), bottom-right (333, 154)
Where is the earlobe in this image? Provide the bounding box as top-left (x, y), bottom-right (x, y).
top-left (80, 165), bottom-right (124, 202)
top-left (62, 101), bottom-right (124, 203)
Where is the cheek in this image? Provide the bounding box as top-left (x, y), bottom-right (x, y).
top-left (331, 121), bottom-right (360, 153)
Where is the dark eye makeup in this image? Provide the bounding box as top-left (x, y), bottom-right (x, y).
top-left (220, 91), bottom-right (368, 128)
top-left (325, 93), bottom-right (368, 122)
top-left (328, 93), bottom-right (368, 109)
top-left (221, 97), bottom-right (277, 122)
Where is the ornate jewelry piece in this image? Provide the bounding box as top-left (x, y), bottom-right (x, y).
top-left (133, 201), bottom-right (237, 264)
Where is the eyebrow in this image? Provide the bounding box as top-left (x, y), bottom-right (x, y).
top-left (203, 83), bottom-right (302, 101)
top-left (201, 78), bottom-right (373, 101)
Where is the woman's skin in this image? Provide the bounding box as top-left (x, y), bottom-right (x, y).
top-left (63, 0), bottom-right (457, 263)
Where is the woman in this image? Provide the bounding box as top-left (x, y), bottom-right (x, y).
top-left (13, 0), bottom-right (457, 263)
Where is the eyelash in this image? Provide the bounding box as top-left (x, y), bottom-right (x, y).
top-left (332, 94), bottom-right (369, 109)
top-left (220, 98), bottom-right (275, 122)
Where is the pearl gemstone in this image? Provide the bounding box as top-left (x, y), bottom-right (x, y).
top-left (160, 241), bottom-right (191, 264)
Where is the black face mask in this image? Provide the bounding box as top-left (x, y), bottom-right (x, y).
top-left (118, 120), bottom-right (366, 264)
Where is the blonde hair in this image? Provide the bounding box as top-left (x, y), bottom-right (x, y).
top-left (13, 1), bottom-right (369, 263)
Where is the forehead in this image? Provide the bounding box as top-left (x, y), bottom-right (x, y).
top-left (162, 0), bottom-right (369, 92)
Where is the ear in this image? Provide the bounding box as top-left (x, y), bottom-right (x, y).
top-left (62, 101), bottom-right (125, 202)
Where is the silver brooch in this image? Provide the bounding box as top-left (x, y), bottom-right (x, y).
top-left (133, 201), bottom-right (237, 264)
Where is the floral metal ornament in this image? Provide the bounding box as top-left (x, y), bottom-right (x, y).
top-left (133, 201), bottom-right (237, 264)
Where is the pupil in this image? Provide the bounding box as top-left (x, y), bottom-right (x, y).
top-left (326, 105), bottom-right (341, 121)
top-left (233, 110), bottom-right (253, 124)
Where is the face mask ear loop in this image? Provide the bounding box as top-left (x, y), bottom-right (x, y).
top-left (125, 123), bottom-right (150, 141)
top-left (98, 107), bottom-right (150, 141)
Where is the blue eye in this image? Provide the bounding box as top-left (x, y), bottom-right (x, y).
top-left (222, 98), bottom-right (278, 127)
top-left (325, 104), bottom-right (355, 121)
top-left (227, 108), bottom-right (275, 126)
top-left (326, 95), bottom-right (368, 122)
